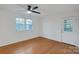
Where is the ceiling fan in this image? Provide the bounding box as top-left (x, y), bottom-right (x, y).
top-left (17, 4), bottom-right (40, 14)
top-left (27, 5), bottom-right (40, 14)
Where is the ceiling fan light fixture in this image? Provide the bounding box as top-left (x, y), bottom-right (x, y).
top-left (27, 11), bottom-right (32, 14)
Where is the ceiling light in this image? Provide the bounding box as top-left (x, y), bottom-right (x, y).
top-left (27, 11), bottom-right (32, 14)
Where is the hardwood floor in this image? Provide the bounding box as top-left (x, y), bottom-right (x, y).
top-left (0, 37), bottom-right (79, 54)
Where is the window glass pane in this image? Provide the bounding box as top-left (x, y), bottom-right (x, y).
top-left (16, 18), bottom-right (25, 31)
top-left (16, 18), bottom-right (32, 31)
top-left (26, 19), bottom-right (32, 24)
top-left (26, 19), bottom-right (32, 30)
top-left (64, 19), bottom-right (72, 32)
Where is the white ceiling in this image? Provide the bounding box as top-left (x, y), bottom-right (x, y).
top-left (0, 4), bottom-right (79, 17)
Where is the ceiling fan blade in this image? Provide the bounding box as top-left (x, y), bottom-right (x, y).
top-left (32, 6), bottom-right (38, 10)
top-left (27, 5), bottom-right (31, 10)
top-left (31, 10), bottom-right (40, 14)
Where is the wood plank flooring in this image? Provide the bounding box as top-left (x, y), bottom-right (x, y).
top-left (0, 37), bottom-right (79, 54)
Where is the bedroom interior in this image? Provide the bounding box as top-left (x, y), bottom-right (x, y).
top-left (0, 4), bottom-right (79, 54)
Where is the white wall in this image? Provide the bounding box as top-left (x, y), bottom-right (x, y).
top-left (0, 7), bottom-right (42, 46)
top-left (61, 16), bottom-right (79, 46)
top-left (41, 7), bottom-right (79, 46)
top-left (0, 4), bottom-right (79, 47)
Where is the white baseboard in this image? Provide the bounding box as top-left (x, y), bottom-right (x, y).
top-left (0, 35), bottom-right (38, 47)
top-left (1, 35), bottom-right (79, 48)
top-left (41, 35), bottom-right (79, 47)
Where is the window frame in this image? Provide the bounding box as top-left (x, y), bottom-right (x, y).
top-left (64, 19), bottom-right (73, 32)
top-left (16, 17), bottom-right (32, 31)
top-left (25, 19), bottom-right (32, 31)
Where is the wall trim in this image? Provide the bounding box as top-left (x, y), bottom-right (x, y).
top-left (0, 36), bottom-right (39, 47)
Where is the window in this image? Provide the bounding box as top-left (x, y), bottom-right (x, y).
top-left (16, 18), bottom-right (32, 31)
top-left (26, 19), bottom-right (32, 30)
top-left (16, 18), bottom-right (25, 31)
top-left (64, 19), bottom-right (73, 32)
